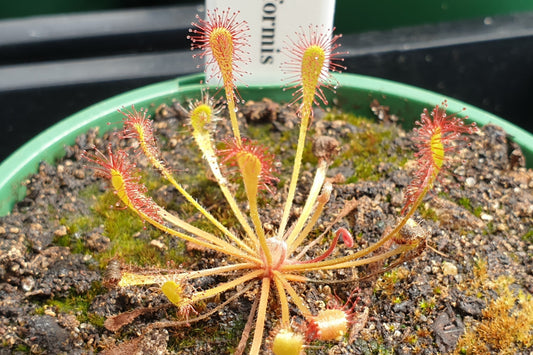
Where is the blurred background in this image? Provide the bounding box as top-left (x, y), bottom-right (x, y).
top-left (1, 0), bottom-right (533, 161)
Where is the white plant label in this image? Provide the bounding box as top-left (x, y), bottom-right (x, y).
top-left (204, 0), bottom-right (336, 86)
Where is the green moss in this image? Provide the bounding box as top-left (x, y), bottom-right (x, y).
top-left (168, 313), bottom-right (246, 353)
top-left (34, 281), bottom-right (106, 328)
top-left (87, 313), bottom-right (106, 328)
top-left (374, 267), bottom-right (410, 301)
top-left (246, 111), bottom-right (404, 184)
top-left (54, 214), bottom-right (97, 255)
top-left (418, 298), bottom-right (436, 315)
top-left (484, 221), bottom-right (496, 235)
top-left (455, 276), bottom-right (533, 354)
top-left (352, 338), bottom-right (393, 355)
top-left (95, 192), bottom-right (187, 268)
top-left (246, 122), bottom-right (304, 180)
top-left (472, 206), bottom-right (483, 218)
top-left (247, 123), bottom-right (294, 155)
top-left (323, 111), bottom-right (406, 182)
top-left (406, 334), bottom-right (418, 346)
top-left (456, 196), bottom-right (483, 218)
top-left (78, 182), bottom-right (101, 201)
top-left (457, 196), bottom-right (472, 210)
top-left (13, 344), bottom-right (31, 352)
top-left (522, 229), bottom-right (533, 243)
top-left (56, 179), bottom-right (191, 269)
top-left (418, 203), bottom-right (438, 222)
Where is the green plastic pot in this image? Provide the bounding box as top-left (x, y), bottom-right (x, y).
top-left (1, 72), bottom-right (532, 217)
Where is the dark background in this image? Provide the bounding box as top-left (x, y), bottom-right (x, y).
top-left (1, 1), bottom-right (533, 162)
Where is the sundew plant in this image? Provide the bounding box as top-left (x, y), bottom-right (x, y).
top-left (84, 8), bottom-right (477, 355)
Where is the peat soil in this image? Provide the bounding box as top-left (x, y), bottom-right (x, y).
top-left (0, 99), bottom-right (532, 354)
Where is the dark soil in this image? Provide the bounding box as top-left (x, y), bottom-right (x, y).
top-left (0, 98), bottom-right (532, 354)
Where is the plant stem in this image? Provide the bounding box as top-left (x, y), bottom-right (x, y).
top-left (118, 262), bottom-right (253, 287)
top-left (177, 262), bottom-right (255, 281)
top-left (249, 278), bottom-right (271, 355)
top-left (283, 243), bottom-right (412, 272)
top-left (277, 103), bottom-right (312, 238)
top-left (136, 208), bottom-right (260, 264)
top-left (190, 270), bottom-right (263, 304)
top-left (288, 182), bottom-right (332, 255)
top-left (275, 272), bottom-right (311, 318)
top-left (226, 93), bottom-right (241, 142)
top-left (160, 165), bottom-right (255, 255)
top-left (238, 156), bottom-right (271, 264)
top-left (273, 274), bottom-right (290, 327)
top-left (199, 142), bottom-right (259, 249)
top-left (285, 159), bottom-right (328, 248)
top-left (160, 210), bottom-right (259, 262)
top-left (286, 181), bottom-right (432, 271)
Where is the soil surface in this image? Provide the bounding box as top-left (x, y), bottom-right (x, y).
top-left (0, 98), bottom-right (532, 354)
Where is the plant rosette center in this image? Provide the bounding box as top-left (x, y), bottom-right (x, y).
top-left (260, 238), bottom-right (288, 276)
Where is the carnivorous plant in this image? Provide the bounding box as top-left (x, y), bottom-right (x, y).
top-left (84, 8), bottom-right (477, 354)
